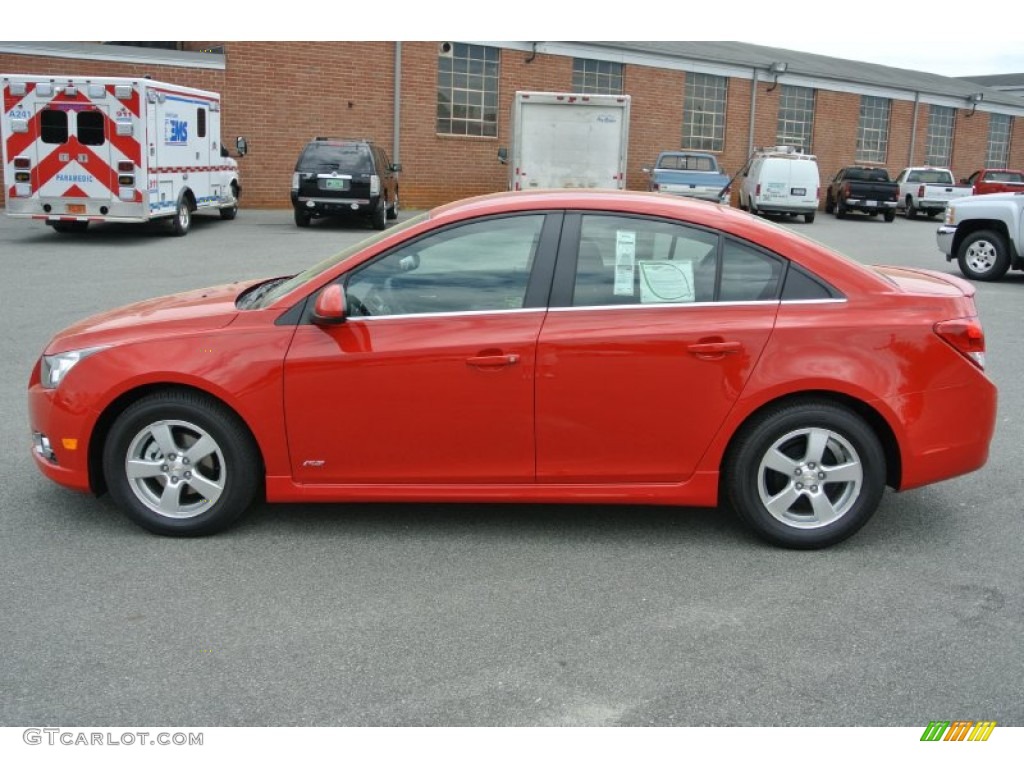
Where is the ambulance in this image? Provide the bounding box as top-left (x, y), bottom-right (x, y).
top-left (2, 73), bottom-right (246, 235)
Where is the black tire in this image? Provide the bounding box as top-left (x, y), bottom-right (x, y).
top-left (169, 192), bottom-right (192, 236)
top-left (905, 196), bottom-right (918, 219)
top-left (824, 194), bottom-right (834, 214)
top-left (371, 198), bottom-right (387, 230)
top-left (219, 183), bottom-right (239, 220)
top-left (956, 229), bottom-right (1010, 282)
top-left (724, 400), bottom-right (886, 549)
top-left (883, 210), bottom-right (896, 222)
top-left (835, 198), bottom-right (846, 219)
top-left (294, 208), bottom-right (312, 228)
top-left (51, 220), bottom-right (89, 234)
top-left (926, 210), bottom-right (939, 219)
top-left (103, 391), bottom-right (260, 536)
top-left (804, 212), bottom-right (815, 224)
top-left (386, 189), bottom-right (399, 220)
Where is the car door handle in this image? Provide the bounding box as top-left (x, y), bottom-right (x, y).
top-left (687, 341), bottom-right (742, 357)
top-left (466, 353), bottom-right (520, 368)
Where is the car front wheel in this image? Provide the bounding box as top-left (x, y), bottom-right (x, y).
top-left (957, 230), bottom-right (1010, 281)
top-left (725, 401), bottom-right (886, 549)
top-left (103, 391), bottom-right (260, 536)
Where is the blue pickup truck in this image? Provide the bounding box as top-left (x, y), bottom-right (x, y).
top-left (643, 151), bottom-right (730, 202)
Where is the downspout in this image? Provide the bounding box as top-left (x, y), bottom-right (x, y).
top-left (393, 42), bottom-right (402, 164)
top-left (748, 67), bottom-right (758, 157)
top-left (908, 92), bottom-right (919, 166)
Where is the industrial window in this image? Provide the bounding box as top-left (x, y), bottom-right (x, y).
top-left (197, 107), bottom-right (207, 138)
top-left (437, 43), bottom-right (499, 137)
top-left (40, 109), bottom-right (68, 144)
top-left (856, 96), bottom-right (890, 164)
top-left (986, 114), bottom-right (1013, 167)
top-left (776, 85), bottom-right (815, 153)
top-left (77, 111), bottom-right (105, 146)
top-left (572, 58), bottom-right (624, 95)
top-left (924, 105), bottom-right (955, 166)
top-left (682, 73), bottom-right (727, 152)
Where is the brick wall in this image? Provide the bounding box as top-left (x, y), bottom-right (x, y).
top-left (3, 42), bottom-right (1022, 211)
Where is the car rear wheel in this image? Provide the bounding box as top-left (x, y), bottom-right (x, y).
top-left (103, 391), bottom-right (260, 536)
top-left (905, 196), bottom-right (918, 219)
top-left (804, 212), bottom-right (815, 224)
top-left (835, 199), bottom-right (846, 219)
top-left (824, 195), bottom-right (834, 214)
top-left (883, 210), bottom-right (896, 222)
top-left (387, 191), bottom-right (399, 220)
top-left (294, 208), bottom-right (312, 228)
top-left (219, 183), bottom-right (239, 220)
top-left (169, 193), bottom-right (192, 236)
top-left (725, 400), bottom-right (886, 549)
top-left (371, 199), bottom-right (387, 230)
top-left (957, 230), bottom-right (1010, 281)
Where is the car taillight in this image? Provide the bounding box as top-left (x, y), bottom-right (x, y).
top-left (842, 182), bottom-right (851, 197)
top-left (291, 172), bottom-right (299, 191)
top-left (370, 174), bottom-right (381, 196)
top-left (755, 183), bottom-right (761, 197)
top-left (918, 184), bottom-right (926, 198)
top-left (935, 317), bottom-right (985, 369)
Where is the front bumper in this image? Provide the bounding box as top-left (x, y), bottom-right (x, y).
top-left (28, 369), bottom-right (97, 494)
top-left (937, 224), bottom-right (957, 259)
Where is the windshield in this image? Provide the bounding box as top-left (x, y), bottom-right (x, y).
top-left (251, 212), bottom-right (430, 309)
top-left (657, 154), bottom-right (718, 172)
top-left (297, 143), bottom-right (373, 174)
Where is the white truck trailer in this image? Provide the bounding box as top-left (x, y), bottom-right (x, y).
top-left (502, 91), bottom-right (631, 191)
top-left (2, 73), bottom-right (246, 235)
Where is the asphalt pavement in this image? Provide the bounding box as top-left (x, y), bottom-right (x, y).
top-left (0, 206), bottom-right (1021, 726)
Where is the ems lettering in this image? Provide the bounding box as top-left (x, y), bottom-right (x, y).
top-left (164, 116), bottom-right (188, 145)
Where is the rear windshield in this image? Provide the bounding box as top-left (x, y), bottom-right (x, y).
top-left (657, 154), bottom-right (717, 172)
top-left (987, 171), bottom-right (1024, 183)
top-left (297, 143), bottom-right (373, 174)
top-left (907, 170), bottom-right (953, 184)
top-left (845, 168), bottom-right (890, 182)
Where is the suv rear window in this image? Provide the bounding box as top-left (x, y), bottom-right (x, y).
top-left (297, 143), bottom-right (373, 174)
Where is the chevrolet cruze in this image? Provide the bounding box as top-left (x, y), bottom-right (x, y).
top-left (29, 191), bottom-right (996, 547)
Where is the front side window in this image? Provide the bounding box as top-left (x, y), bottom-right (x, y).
top-left (683, 73), bottom-right (727, 152)
top-left (77, 110), bottom-right (105, 146)
top-left (776, 85), bottom-right (815, 153)
top-left (986, 114), bottom-right (1013, 168)
top-left (856, 96), bottom-right (890, 164)
top-left (571, 215), bottom-right (784, 307)
top-left (345, 215), bottom-right (544, 316)
top-left (924, 105), bottom-right (955, 166)
top-left (40, 109), bottom-right (68, 144)
top-left (437, 43), bottom-right (499, 137)
top-left (572, 58), bottom-right (624, 94)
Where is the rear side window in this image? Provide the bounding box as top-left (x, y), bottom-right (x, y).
top-left (40, 110), bottom-right (68, 144)
top-left (77, 110), bottom-right (105, 146)
top-left (781, 264), bottom-right (838, 300)
top-left (197, 108), bottom-right (207, 138)
top-left (719, 240), bottom-right (784, 301)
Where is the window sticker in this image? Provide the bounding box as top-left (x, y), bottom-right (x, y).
top-left (639, 260), bottom-right (695, 304)
top-left (614, 230), bottom-right (636, 296)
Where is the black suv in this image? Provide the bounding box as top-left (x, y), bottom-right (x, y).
top-left (291, 138), bottom-right (401, 229)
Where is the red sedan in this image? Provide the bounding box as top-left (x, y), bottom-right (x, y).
top-left (28, 191), bottom-right (996, 548)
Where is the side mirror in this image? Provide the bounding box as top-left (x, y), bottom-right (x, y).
top-left (236, 136), bottom-right (248, 157)
top-left (960, 178), bottom-right (968, 184)
top-left (312, 284), bottom-right (347, 325)
top-left (390, 163), bottom-right (402, 173)
top-left (497, 147), bottom-right (508, 165)
top-left (642, 167), bottom-right (651, 174)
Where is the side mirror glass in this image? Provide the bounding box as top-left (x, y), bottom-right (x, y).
top-left (312, 284), bottom-right (347, 325)
top-left (390, 163), bottom-right (402, 173)
top-left (497, 147), bottom-right (508, 165)
top-left (236, 136), bottom-right (249, 157)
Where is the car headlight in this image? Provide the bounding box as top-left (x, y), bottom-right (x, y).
top-left (40, 346), bottom-right (107, 389)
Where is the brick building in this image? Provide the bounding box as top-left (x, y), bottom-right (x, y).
top-left (3, 40), bottom-right (1024, 210)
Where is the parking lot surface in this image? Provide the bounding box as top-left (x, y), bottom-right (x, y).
top-left (1, 207), bottom-right (1021, 726)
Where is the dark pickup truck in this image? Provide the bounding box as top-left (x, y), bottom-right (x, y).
top-left (825, 167), bottom-right (899, 222)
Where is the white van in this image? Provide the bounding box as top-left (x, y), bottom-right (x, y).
top-left (736, 146), bottom-right (820, 223)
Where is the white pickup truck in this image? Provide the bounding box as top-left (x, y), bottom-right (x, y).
top-left (936, 192), bottom-right (1024, 280)
top-left (895, 166), bottom-right (972, 219)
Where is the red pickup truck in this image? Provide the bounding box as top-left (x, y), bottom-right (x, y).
top-left (962, 169), bottom-right (1024, 195)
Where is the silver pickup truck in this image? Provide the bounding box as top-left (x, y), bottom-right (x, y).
top-left (937, 192), bottom-right (1024, 280)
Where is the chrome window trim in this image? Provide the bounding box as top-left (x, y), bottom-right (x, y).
top-left (345, 307), bottom-right (549, 322)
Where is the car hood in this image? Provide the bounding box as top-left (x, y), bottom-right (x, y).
top-left (45, 280), bottom-right (260, 354)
